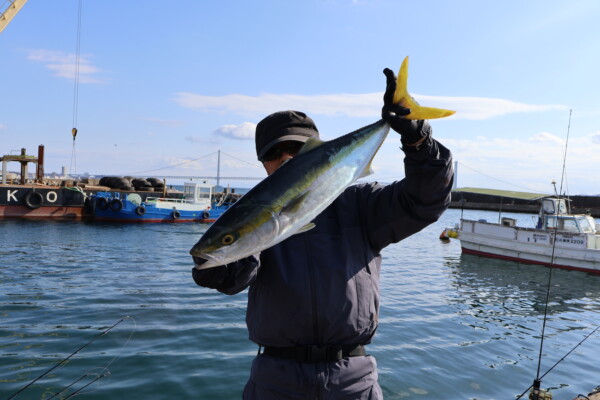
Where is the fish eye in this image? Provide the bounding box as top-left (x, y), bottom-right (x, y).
top-left (221, 234), bottom-right (235, 246)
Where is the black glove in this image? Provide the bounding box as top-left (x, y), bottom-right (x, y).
top-left (381, 68), bottom-right (431, 149)
top-left (192, 255), bottom-right (259, 292)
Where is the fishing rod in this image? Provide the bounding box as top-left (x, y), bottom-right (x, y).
top-left (523, 110), bottom-right (573, 400)
top-left (47, 368), bottom-right (111, 400)
top-left (516, 324), bottom-right (600, 399)
top-left (7, 316), bottom-right (134, 400)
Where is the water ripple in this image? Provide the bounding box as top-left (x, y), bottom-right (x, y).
top-left (1, 211), bottom-right (600, 399)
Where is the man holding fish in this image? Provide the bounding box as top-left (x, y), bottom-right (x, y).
top-left (191, 58), bottom-right (454, 399)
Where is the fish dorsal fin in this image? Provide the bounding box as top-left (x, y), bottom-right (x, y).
top-left (392, 56), bottom-right (456, 120)
top-left (298, 137), bottom-right (325, 155)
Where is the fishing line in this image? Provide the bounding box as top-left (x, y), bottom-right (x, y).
top-left (516, 324), bottom-right (600, 399)
top-left (49, 316), bottom-right (136, 399)
top-left (62, 372), bottom-right (108, 399)
top-left (45, 368), bottom-right (110, 399)
top-left (525, 110), bottom-right (573, 399)
top-left (46, 368), bottom-right (111, 400)
top-left (7, 316), bottom-right (135, 400)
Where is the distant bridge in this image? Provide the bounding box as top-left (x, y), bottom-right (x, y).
top-left (137, 175), bottom-right (262, 181)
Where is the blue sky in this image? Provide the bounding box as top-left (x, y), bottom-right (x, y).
top-left (2, 0), bottom-right (600, 194)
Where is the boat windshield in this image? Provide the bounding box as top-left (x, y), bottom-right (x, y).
top-left (545, 216), bottom-right (597, 233)
top-left (198, 187), bottom-right (211, 200)
top-left (577, 217), bottom-right (595, 233)
top-left (184, 183), bottom-right (212, 202)
top-left (545, 216), bottom-right (580, 232)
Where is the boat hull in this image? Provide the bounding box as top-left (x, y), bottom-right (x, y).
top-left (93, 209), bottom-right (221, 223)
top-left (0, 185), bottom-right (170, 220)
top-left (90, 193), bottom-right (228, 223)
top-left (458, 219), bottom-right (600, 274)
top-left (0, 185), bottom-right (90, 219)
top-left (0, 204), bottom-right (85, 219)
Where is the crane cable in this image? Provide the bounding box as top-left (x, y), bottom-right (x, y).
top-left (69, 0), bottom-right (83, 177)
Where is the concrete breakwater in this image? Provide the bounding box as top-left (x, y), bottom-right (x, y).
top-left (449, 191), bottom-right (600, 217)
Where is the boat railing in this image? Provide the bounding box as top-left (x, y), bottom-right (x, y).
top-left (146, 197), bottom-right (189, 204)
top-left (461, 217), bottom-right (591, 235)
top-left (145, 196), bottom-right (213, 207)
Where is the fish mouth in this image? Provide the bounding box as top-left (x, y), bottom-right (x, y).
top-left (192, 253), bottom-right (218, 270)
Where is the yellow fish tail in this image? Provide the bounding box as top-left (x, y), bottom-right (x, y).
top-left (392, 56), bottom-right (455, 120)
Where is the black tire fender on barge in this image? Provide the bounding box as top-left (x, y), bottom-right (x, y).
top-left (24, 191), bottom-right (43, 209)
top-left (97, 197), bottom-right (109, 210)
top-left (83, 196), bottom-right (95, 214)
top-left (202, 211), bottom-right (210, 220)
top-left (135, 206), bottom-right (146, 216)
top-left (110, 198), bottom-right (123, 212)
top-left (171, 210), bottom-right (180, 219)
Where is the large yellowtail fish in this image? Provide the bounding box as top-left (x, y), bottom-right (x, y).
top-left (190, 57), bottom-right (454, 269)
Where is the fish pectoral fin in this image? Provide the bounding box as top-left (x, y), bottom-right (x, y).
top-left (392, 56), bottom-right (456, 120)
top-left (296, 222), bottom-right (316, 234)
top-left (298, 137), bottom-right (325, 155)
top-left (358, 162), bottom-right (374, 179)
top-left (280, 191), bottom-right (310, 215)
top-left (279, 193), bottom-right (317, 234)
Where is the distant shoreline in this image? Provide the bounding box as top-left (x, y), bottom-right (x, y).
top-left (449, 192), bottom-right (600, 217)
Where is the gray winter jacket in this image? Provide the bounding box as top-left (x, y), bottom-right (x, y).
top-left (192, 137), bottom-right (453, 348)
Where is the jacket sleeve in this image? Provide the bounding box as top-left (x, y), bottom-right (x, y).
top-left (191, 255), bottom-right (260, 295)
top-left (363, 135), bottom-right (454, 252)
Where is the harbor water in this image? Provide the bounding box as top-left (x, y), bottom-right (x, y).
top-left (2, 208), bottom-right (600, 399)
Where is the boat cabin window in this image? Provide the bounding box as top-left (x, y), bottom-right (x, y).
top-left (577, 217), bottom-right (595, 233)
top-left (184, 186), bottom-right (195, 196)
top-left (545, 216), bottom-right (557, 230)
top-left (184, 182), bottom-right (213, 202)
top-left (541, 198), bottom-right (568, 214)
top-left (562, 219), bottom-right (579, 232)
top-left (197, 187), bottom-right (211, 200)
top-left (545, 216), bottom-right (580, 232)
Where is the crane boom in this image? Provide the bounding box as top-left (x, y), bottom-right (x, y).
top-left (0, 0), bottom-right (28, 33)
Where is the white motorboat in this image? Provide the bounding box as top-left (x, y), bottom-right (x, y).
top-left (443, 191), bottom-right (600, 273)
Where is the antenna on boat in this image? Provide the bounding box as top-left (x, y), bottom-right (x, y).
top-left (525, 110), bottom-right (573, 400)
top-left (217, 150), bottom-right (221, 187)
top-left (69, 0), bottom-right (83, 178)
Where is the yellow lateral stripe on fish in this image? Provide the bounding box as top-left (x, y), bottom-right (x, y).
top-left (392, 56), bottom-right (455, 120)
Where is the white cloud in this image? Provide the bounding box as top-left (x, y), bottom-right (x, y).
top-left (418, 95), bottom-right (567, 120)
top-left (434, 133), bottom-right (600, 194)
top-left (531, 131), bottom-right (565, 146)
top-left (185, 122), bottom-right (256, 145)
top-left (172, 91), bottom-right (567, 121)
top-left (172, 92), bottom-right (381, 118)
top-left (25, 49), bottom-right (107, 84)
top-left (213, 122), bottom-right (256, 140)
